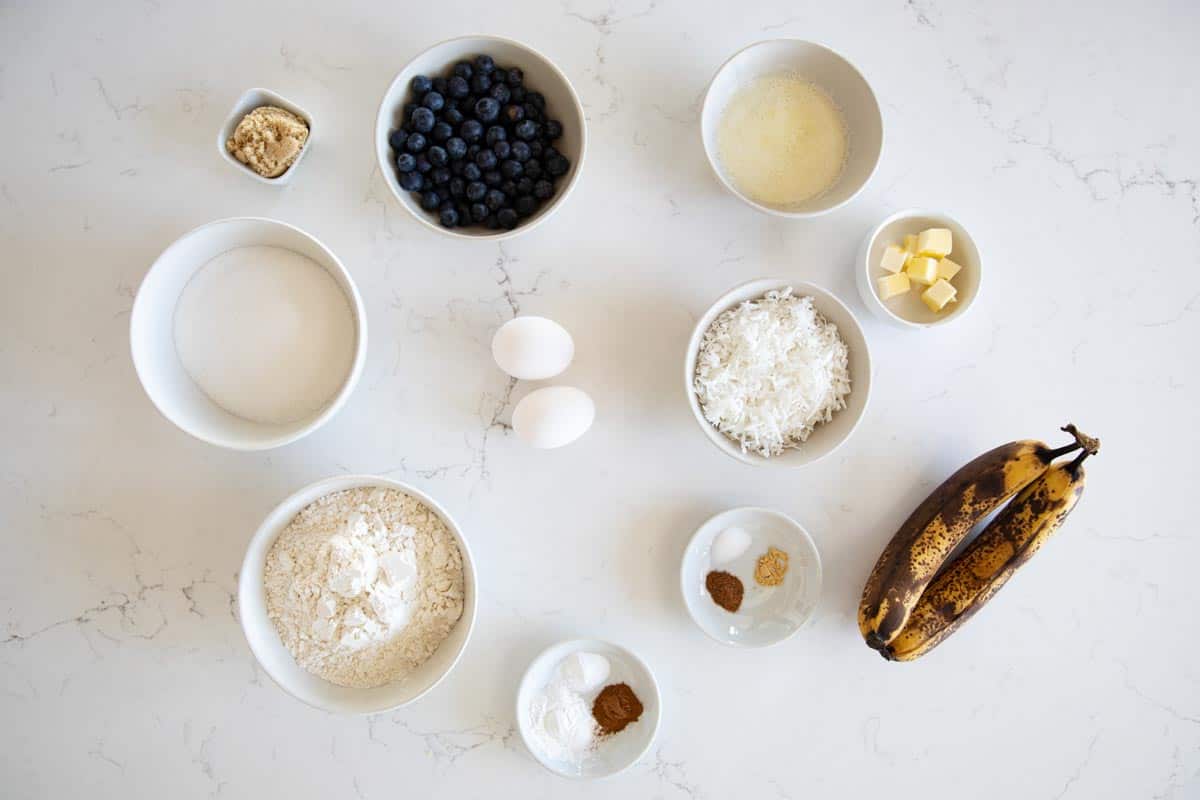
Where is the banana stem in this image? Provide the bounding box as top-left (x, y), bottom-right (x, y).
top-left (1061, 424), bottom-right (1100, 456)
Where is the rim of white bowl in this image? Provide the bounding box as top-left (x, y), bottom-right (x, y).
top-left (374, 34), bottom-right (588, 241)
top-left (515, 638), bottom-right (662, 779)
top-left (679, 506), bottom-right (824, 648)
top-left (129, 216), bottom-right (368, 451)
top-left (684, 277), bottom-right (872, 467)
top-left (699, 38), bottom-right (883, 218)
top-left (237, 474), bottom-right (478, 715)
top-left (859, 207), bottom-right (983, 329)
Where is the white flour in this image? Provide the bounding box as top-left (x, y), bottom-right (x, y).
top-left (264, 487), bottom-right (464, 689)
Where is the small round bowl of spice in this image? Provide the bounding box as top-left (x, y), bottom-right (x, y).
top-left (680, 507), bottom-right (822, 647)
top-left (685, 278), bottom-right (872, 467)
top-left (516, 638), bottom-right (661, 779)
top-left (375, 35), bottom-right (586, 239)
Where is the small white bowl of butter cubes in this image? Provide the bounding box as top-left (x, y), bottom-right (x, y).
top-left (856, 209), bottom-right (981, 328)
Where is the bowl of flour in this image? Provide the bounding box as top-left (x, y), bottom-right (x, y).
top-left (238, 475), bottom-right (477, 713)
top-left (130, 217), bottom-right (367, 450)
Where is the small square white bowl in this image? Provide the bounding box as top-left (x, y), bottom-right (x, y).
top-left (217, 88), bottom-right (313, 185)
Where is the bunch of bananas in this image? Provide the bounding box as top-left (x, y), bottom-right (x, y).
top-left (858, 425), bottom-right (1099, 661)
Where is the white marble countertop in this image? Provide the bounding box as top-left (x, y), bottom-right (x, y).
top-left (2, 1), bottom-right (1198, 797)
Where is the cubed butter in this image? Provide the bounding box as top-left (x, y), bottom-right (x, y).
top-left (916, 228), bottom-right (953, 258)
top-left (936, 257), bottom-right (963, 281)
top-left (906, 255), bottom-right (939, 286)
top-left (921, 278), bottom-right (958, 312)
top-left (877, 272), bottom-right (911, 300)
top-left (880, 244), bottom-right (908, 273)
top-left (903, 234), bottom-right (918, 254)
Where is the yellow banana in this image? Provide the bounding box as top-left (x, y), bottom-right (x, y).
top-left (884, 442), bottom-right (1095, 661)
top-left (858, 426), bottom-right (1094, 653)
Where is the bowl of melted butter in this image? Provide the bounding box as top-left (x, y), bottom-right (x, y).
top-left (701, 39), bottom-right (882, 217)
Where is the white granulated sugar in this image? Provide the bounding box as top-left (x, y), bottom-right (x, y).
top-left (264, 487), bottom-right (464, 689)
top-left (694, 289), bottom-right (851, 457)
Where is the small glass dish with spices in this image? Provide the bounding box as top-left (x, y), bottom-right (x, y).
top-left (681, 506), bottom-right (823, 647)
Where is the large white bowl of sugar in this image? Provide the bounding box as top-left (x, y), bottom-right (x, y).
top-left (130, 217), bottom-right (367, 450)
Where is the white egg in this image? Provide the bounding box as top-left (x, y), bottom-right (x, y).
top-left (491, 316), bottom-right (574, 380)
top-left (511, 386), bottom-right (594, 449)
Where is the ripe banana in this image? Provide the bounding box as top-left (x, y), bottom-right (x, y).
top-left (858, 426), bottom-right (1095, 653)
top-left (883, 444), bottom-right (1094, 661)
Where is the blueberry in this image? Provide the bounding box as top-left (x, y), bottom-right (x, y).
top-left (431, 122), bottom-right (453, 143)
top-left (450, 160), bottom-right (465, 176)
top-left (447, 76), bottom-right (470, 99)
top-left (485, 214), bottom-right (500, 229)
top-left (467, 144), bottom-right (481, 159)
top-left (449, 177), bottom-right (466, 198)
top-left (446, 137), bottom-right (467, 160)
top-left (515, 195), bottom-right (538, 217)
top-left (453, 61), bottom-right (473, 79)
top-left (461, 162), bottom-right (481, 181)
top-left (403, 102), bottom-right (419, 120)
top-left (422, 91), bottom-right (445, 112)
top-left (399, 170), bottom-right (423, 191)
top-left (443, 107), bottom-right (465, 126)
top-left (466, 181), bottom-right (487, 201)
top-left (533, 179), bottom-right (554, 199)
top-left (511, 141), bottom-right (531, 162)
top-left (411, 75), bottom-right (432, 95)
top-left (460, 119), bottom-right (484, 142)
top-left (524, 159), bottom-right (542, 179)
top-left (544, 146), bottom-right (561, 162)
top-left (522, 102), bottom-right (542, 122)
top-left (493, 140), bottom-right (511, 160)
top-left (432, 77), bottom-right (448, 95)
top-left (470, 73), bottom-right (492, 95)
top-left (501, 180), bottom-right (517, 197)
top-left (468, 202), bottom-right (487, 221)
top-left (475, 149), bottom-right (497, 170)
top-left (514, 120), bottom-right (538, 140)
top-left (415, 154), bottom-right (432, 173)
top-left (483, 170), bottom-right (502, 187)
top-left (516, 176), bottom-right (534, 195)
top-left (510, 86), bottom-right (526, 103)
top-left (547, 156), bottom-right (569, 177)
top-left (420, 190), bottom-right (441, 210)
top-left (503, 104), bottom-right (524, 124)
top-left (474, 97), bottom-right (500, 122)
top-left (485, 125), bottom-right (507, 145)
top-left (405, 132), bottom-right (427, 153)
top-left (388, 129), bottom-right (408, 151)
top-left (505, 67), bottom-right (524, 87)
top-left (474, 54), bottom-right (495, 74)
top-left (500, 159), bottom-right (523, 179)
top-left (431, 167), bottom-right (451, 185)
top-left (485, 189), bottom-right (506, 211)
top-left (427, 145), bottom-right (448, 166)
top-left (489, 83), bottom-right (511, 105)
top-left (527, 91), bottom-right (545, 110)
top-left (497, 207), bottom-right (519, 228)
top-left (544, 120), bottom-right (563, 140)
top-left (396, 152), bottom-right (417, 172)
top-left (529, 141), bottom-right (544, 157)
top-left (439, 206), bottom-right (460, 227)
top-left (411, 107), bottom-right (436, 133)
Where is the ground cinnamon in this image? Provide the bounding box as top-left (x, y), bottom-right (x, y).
top-left (592, 683), bottom-right (643, 735)
top-left (705, 570), bottom-right (744, 612)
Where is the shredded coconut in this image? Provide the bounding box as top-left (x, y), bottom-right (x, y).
top-left (264, 487), bottom-right (464, 689)
top-left (694, 288), bottom-right (851, 457)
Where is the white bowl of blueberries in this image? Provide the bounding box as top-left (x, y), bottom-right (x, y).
top-left (375, 35), bottom-right (587, 239)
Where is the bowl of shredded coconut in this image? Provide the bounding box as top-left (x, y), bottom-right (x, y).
top-left (238, 475), bottom-right (476, 713)
top-left (685, 278), bottom-right (872, 467)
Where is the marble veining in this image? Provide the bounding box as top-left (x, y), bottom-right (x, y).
top-left (1, 0), bottom-right (1198, 798)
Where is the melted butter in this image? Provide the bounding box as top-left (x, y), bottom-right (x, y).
top-left (717, 74), bottom-right (848, 208)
